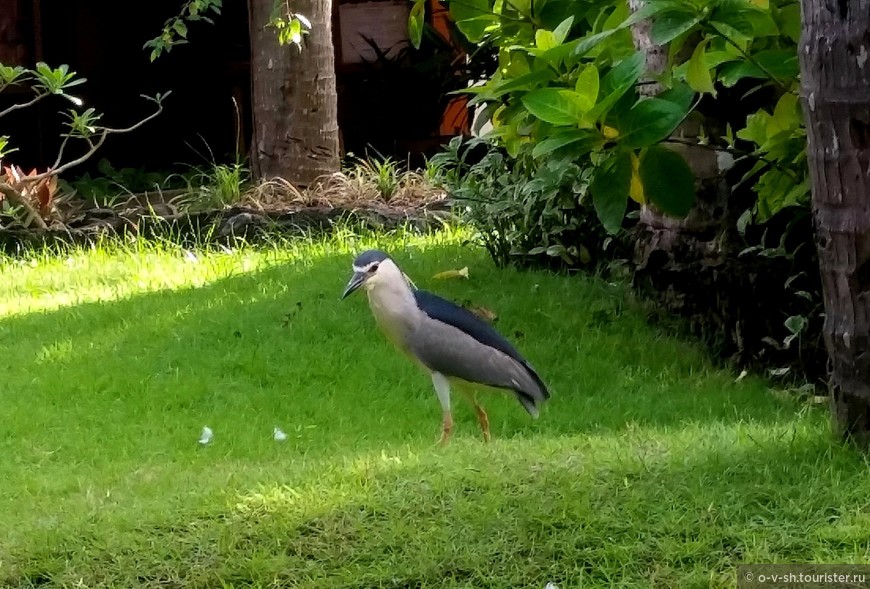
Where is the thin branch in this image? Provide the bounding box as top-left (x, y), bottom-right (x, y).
top-left (663, 136), bottom-right (801, 179)
top-left (22, 100), bottom-right (166, 183)
top-left (50, 135), bottom-right (71, 171)
top-left (35, 131), bottom-right (109, 180)
top-left (100, 103), bottom-right (164, 134)
top-left (0, 92), bottom-right (48, 119)
top-left (707, 22), bottom-right (790, 92)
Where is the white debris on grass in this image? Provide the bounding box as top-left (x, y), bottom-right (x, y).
top-left (273, 427), bottom-right (288, 442)
top-left (198, 426), bottom-right (214, 445)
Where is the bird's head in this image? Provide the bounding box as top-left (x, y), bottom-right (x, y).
top-left (342, 249), bottom-right (412, 299)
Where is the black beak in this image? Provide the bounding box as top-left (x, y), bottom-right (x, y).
top-left (342, 271), bottom-right (367, 299)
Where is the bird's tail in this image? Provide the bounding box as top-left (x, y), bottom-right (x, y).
top-left (514, 362), bottom-right (550, 418)
top-left (515, 391), bottom-right (541, 418)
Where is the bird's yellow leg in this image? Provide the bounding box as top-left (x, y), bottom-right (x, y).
top-left (456, 386), bottom-right (491, 442)
top-left (439, 411), bottom-right (454, 445)
top-left (475, 403), bottom-right (491, 443)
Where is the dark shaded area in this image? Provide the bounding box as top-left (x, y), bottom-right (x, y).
top-left (3, 0), bottom-right (250, 175)
top-left (2, 1), bottom-right (478, 178)
top-left (634, 204), bottom-right (826, 388)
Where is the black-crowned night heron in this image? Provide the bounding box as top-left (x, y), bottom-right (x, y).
top-left (342, 249), bottom-right (550, 443)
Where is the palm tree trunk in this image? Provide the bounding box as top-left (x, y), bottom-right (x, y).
top-left (248, 0), bottom-right (340, 185)
top-left (799, 0), bottom-right (870, 444)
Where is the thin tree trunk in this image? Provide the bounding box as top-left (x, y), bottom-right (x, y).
top-left (629, 1), bottom-right (733, 274)
top-left (799, 0), bottom-right (870, 444)
top-left (248, 0), bottom-right (340, 186)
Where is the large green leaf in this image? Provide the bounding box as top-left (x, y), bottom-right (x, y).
top-left (657, 82), bottom-right (696, 112)
top-left (574, 64), bottom-right (599, 113)
top-left (534, 38), bottom-right (582, 67)
top-left (717, 49), bottom-right (799, 86)
top-left (552, 16), bottom-right (574, 45)
top-left (522, 88), bottom-right (587, 125)
top-left (531, 129), bottom-right (594, 158)
top-left (650, 9), bottom-right (701, 45)
top-left (583, 52), bottom-right (645, 123)
top-left (491, 70), bottom-right (557, 97)
top-left (639, 145), bottom-right (695, 217)
top-left (449, 0), bottom-right (496, 42)
top-left (591, 151), bottom-right (631, 234)
top-left (619, 98), bottom-right (688, 149)
top-left (686, 41), bottom-right (716, 95)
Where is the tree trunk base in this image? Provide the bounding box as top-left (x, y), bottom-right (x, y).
top-left (832, 386), bottom-right (870, 447)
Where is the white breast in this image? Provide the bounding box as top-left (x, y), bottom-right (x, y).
top-left (366, 284), bottom-right (420, 352)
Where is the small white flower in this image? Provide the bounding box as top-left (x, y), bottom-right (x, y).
top-left (273, 427), bottom-right (288, 442)
top-left (199, 426), bottom-right (214, 445)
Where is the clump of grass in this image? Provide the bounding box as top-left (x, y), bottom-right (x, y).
top-left (1, 230), bottom-right (865, 588)
top-left (172, 162), bottom-right (251, 210)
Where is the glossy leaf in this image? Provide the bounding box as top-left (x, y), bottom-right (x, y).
top-left (591, 151), bottom-right (631, 234)
top-left (449, 0), bottom-right (495, 43)
top-left (619, 98), bottom-right (688, 149)
top-left (574, 65), bottom-right (599, 113)
top-left (552, 16), bottom-right (574, 45)
top-left (686, 41), bottom-right (716, 95)
top-left (583, 52), bottom-right (645, 123)
top-left (650, 10), bottom-right (701, 45)
top-left (409, 0), bottom-right (425, 49)
top-left (657, 82), bottom-right (696, 112)
top-left (522, 88), bottom-right (588, 125)
top-left (531, 129), bottom-right (594, 158)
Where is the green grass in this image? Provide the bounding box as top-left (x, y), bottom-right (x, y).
top-left (1, 229), bottom-right (868, 588)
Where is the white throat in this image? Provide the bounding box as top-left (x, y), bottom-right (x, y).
top-left (364, 261), bottom-right (420, 348)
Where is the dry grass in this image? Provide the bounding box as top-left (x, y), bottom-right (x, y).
top-left (240, 170), bottom-right (447, 213)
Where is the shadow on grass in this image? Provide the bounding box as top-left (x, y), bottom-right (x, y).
top-left (0, 244), bottom-right (799, 453)
top-left (9, 420), bottom-right (870, 588)
top-left (0, 242), bottom-right (856, 588)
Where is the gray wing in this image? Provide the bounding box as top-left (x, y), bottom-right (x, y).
top-left (409, 315), bottom-right (548, 414)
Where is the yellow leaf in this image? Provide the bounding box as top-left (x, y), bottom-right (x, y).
top-left (629, 152), bottom-right (645, 204)
top-left (432, 267), bottom-right (469, 280)
top-left (602, 125), bottom-right (619, 139)
top-left (468, 305), bottom-right (497, 323)
top-left (686, 40), bottom-right (716, 96)
top-left (750, 0), bottom-right (769, 8)
top-left (535, 29), bottom-right (557, 51)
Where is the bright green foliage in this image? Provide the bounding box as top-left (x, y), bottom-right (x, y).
top-left (444, 0), bottom-right (806, 249)
top-left (146, 0), bottom-right (311, 59)
top-left (734, 92), bottom-right (808, 221)
top-left (144, 0), bottom-right (223, 61)
top-left (654, 0), bottom-right (807, 221)
top-left (431, 138), bottom-right (600, 266)
top-left (447, 0), bottom-right (700, 238)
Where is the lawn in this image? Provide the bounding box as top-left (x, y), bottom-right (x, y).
top-left (1, 227), bottom-right (868, 588)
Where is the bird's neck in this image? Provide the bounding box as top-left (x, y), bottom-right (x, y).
top-left (366, 280), bottom-right (419, 345)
